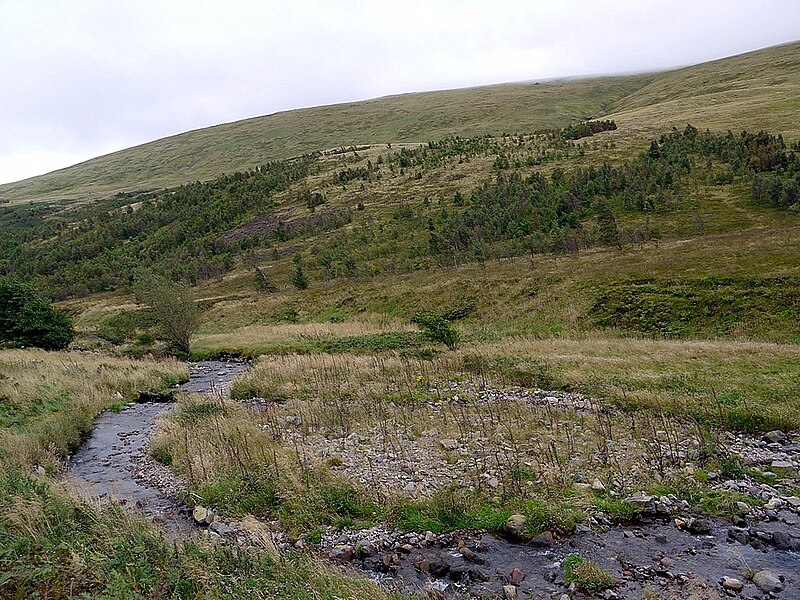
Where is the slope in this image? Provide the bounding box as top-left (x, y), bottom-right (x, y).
top-left (2, 40), bottom-right (798, 206)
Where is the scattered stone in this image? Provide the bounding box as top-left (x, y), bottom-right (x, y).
top-left (209, 521), bottom-right (235, 536)
top-left (509, 567), bottom-right (525, 585)
top-left (502, 584), bottom-right (517, 599)
top-left (752, 570), bottom-right (783, 593)
top-left (192, 505), bottom-right (208, 524)
top-left (503, 514), bottom-right (528, 539)
top-left (439, 438), bottom-right (459, 451)
top-left (721, 576), bottom-right (743, 592)
top-left (530, 531), bottom-right (554, 547)
top-left (763, 430), bottom-right (787, 444)
top-left (591, 478), bottom-right (606, 491)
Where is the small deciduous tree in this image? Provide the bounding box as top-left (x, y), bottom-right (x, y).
top-left (0, 277), bottom-right (75, 350)
top-left (412, 311), bottom-right (460, 351)
top-left (134, 271), bottom-right (200, 355)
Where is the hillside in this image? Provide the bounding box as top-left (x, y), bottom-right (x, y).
top-left (3, 39), bottom-right (800, 600)
top-left (2, 41), bottom-right (798, 205)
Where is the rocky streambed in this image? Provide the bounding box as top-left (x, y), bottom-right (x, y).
top-left (67, 359), bottom-right (249, 533)
top-left (67, 365), bottom-right (800, 598)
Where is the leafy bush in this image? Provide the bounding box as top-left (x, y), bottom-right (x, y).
top-left (0, 276), bottom-right (74, 350)
top-left (411, 311), bottom-right (460, 350)
top-left (134, 270), bottom-right (200, 355)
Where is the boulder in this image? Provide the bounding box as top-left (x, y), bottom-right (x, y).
top-left (503, 584), bottom-right (518, 599)
top-left (752, 570), bottom-right (783, 593)
top-left (503, 514), bottom-right (528, 539)
top-left (591, 478), bottom-right (606, 491)
top-left (763, 430), bottom-right (787, 444)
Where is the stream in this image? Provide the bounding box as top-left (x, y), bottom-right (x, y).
top-left (67, 360), bottom-right (250, 534)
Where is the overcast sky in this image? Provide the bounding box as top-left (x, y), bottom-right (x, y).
top-left (1, 0), bottom-right (798, 185)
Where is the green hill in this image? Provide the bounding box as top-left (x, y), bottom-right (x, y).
top-left (2, 41), bottom-right (798, 205)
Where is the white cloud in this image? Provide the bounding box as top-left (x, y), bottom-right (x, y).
top-left (1, 0), bottom-right (799, 184)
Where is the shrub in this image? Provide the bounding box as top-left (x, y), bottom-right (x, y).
top-left (134, 270), bottom-right (200, 355)
top-left (0, 277), bottom-right (75, 350)
top-left (411, 311), bottom-right (460, 350)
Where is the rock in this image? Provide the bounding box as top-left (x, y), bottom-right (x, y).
top-left (449, 565), bottom-right (470, 581)
top-left (209, 521), bottom-right (235, 536)
top-left (460, 547), bottom-right (485, 565)
top-left (331, 545), bottom-right (354, 562)
top-left (531, 530), bottom-right (554, 547)
top-left (192, 505), bottom-right (208, 524)
top-left (752, 570), bottom-right (783, 593)
top-left (439, 438), bottom-right (459, 451)
top-left (403, 482), bottom-right (417, 493)
top-left (509, 567), bottom-right (525, 585)
top-left (736, 501), bottom-right (751, 513)
top-left (429, 559), bottom-right (451, 578)
top-left (763, 430), bottom-right (787, 444)
top-left (765, 497), bottom-right (784, 510)
top-left (785, 496), bottom-right (800, 508)
top-left (721, 576), bottom-right (744, 591)
top-left (503, 514), bottom-right (528, 538)
top-left (625, 491), bottom-right (657, 513)
top-left (34, 465), bottom-right (46, 476)
top-left (487, 477), bottom-right (500, 489)
top-left (591, 478), bottom-right (606, 491)
top-left (770, 460), bottom-right (793, 469)
top-left (137, 390), bottom-right (175, 403)
top-left (772, 530), bottom-right (793, 550)
top-left (502, 584), bottom-right (517, 599)
top-left (687, 518), bottom-right (712, 535)
top-left (602, 590), bottom-right (618, 600)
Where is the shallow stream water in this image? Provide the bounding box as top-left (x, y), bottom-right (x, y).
top-left (67, 360), bottom-right (249, 533)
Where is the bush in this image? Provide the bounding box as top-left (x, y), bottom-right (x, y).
top-left (0, 277), bottom-right (75, 350)
top-left (411, 311), bottom-right (460, 350)
top-left (134, 271), bottom-right (200, 355)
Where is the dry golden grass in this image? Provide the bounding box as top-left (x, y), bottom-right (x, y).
top-left (0, 349), bottom-right (186, 473)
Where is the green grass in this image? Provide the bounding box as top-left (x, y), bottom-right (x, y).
top-left (0, 474), bottom-right (392, 600)
top-left (389, 491), bottom-right (584, 536)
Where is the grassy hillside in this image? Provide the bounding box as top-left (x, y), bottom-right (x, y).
top-left (2, 41), bottom-right (800, 600)
top-left (2, 41), bottom-right (798, 205)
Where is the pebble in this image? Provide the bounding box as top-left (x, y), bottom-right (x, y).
top-left (721, 576), bottom-right (743, 591)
